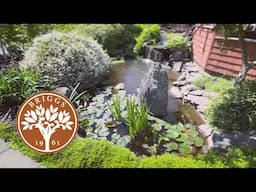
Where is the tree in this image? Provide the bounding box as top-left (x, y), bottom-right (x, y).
top-left (213, 24), bottom-right (256, 86)
top-left (0, 24), bottom-right (53, 61)
top-left (21, 104), bottom-right (74, 152)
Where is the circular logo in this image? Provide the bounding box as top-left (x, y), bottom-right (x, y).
top-left (16, 91), bottom-right (78, 154)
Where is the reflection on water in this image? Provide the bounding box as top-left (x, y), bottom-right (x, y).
top-left (108, 59), bottom-right (205, 125)
top-left (109, 59), bottom-right (177, 94)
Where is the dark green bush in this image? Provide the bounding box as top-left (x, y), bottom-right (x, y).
top-left (206, 80), bottom-right (256, 131)
top-left (56, 24), bottom-right (141, 58)
top-left (0, 24), bottom-right (53, 55)
top-left (134, 24), bottom-right (160, 54)
top-left (0, 67), bottom-right (39, 110)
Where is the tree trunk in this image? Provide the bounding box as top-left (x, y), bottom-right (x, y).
top-left (44, 135), bottom-right (51, 152)
top-left (234, 28), bottom-right (249, 87)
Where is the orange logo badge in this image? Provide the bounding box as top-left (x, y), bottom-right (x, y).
top-left (16, 92), bottom-right (78, 153)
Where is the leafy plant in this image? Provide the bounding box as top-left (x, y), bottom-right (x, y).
top-left (0, 24), bottom-right (53, 57)
top-left (165, 33), bottom-right (191, 52)
top-left (142, 144), bottom-right (158, 155)
top-left (0, 67), bottom-right (39, 110)
top-left (69, 82), bottom-right (87, 105)
top-left (134, 24), bottom-right (160, 54)
top-left (193, 75), bottom-right (233, 95)
top-left (206, 80), bottom-right (256, 131)
top-left (126, 97), bottom-right (148, 138)
top-left (108, 94), bottom-right (122, 121)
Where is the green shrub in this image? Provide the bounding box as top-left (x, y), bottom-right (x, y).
top-left (0, 67), bottom-right (39, 110)
top-left (193, 75), bottom-right (233, 95)
top-left (0, 24), bottom-right (53, 56)
top-left (22, 32), bottom-right (110, 91)
top-left (139, 153), bottom-right (219, 168)
top-left (206, 80), bottom-right (256, 131)
top-left (197, 147), bottom-right (256, 168)
top-left (134, 24), bottom-right (160, 54)
top-left (57, 24), bottom-right (141, 58)
top-left (165, 33), bottom-right (191, 52)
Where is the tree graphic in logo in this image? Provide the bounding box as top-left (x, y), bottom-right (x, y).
top-left (21, 104), bottom-right (74, 152)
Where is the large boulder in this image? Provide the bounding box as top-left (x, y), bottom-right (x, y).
top-left (138, 62), bottom-right (168, 116)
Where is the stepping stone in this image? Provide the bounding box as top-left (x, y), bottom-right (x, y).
top-left (0, 139), bottom-right (9, 154)
top-left (189, 90), bottom-right (204, 96)
top-left (0, 149), bottom-right (45, 168)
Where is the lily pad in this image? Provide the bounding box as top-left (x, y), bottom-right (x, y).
top-left (164, 124), bottom-right (176, 131)
top-left (116, 136), bottom-right (131, 147)
top-left (194, 137), bottom-right (204, 147)
top-left (86, 127), bottom-right (94, 132)
top-left (179, 143), bottom-right (192, 155)
top-left (165, 142), bottom-right (178, 152)
top-left (184, 137), bottom-right (194, 145)
top-left (158, 135), bottom-right (170, 142)
top-left (111, 133), bottom-right (121, 141)
top-left (152, 123), bottom-right (162, 131)
top-left (98, 128), bottom-right (110, 137)
top-left (86, 132), bottom-right (98, 139)
top-left (175, 133), bottom-right (187, 142)
top-left (166, 130), bottom-right (180, 139)
top-left (187, 129), bottom-right (199, 137)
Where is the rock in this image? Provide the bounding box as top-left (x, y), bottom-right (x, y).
top-left (0, 139), bottom-right (9, 154)
top-left (186, 66), bottom-right (199, 73)
top-left (184, 62), bottom-right (195, 67)
top-left (200, 135), bottom-right (214, 154)
top-left (172, 61), bottom-right (183, 72)
top-left (186, 94), bottom-right (210, 112)
top-left (172, 51), bottom-right (184, 61)
top-left (197, 124), bottom-right (213, 138)
top-left (168, 86), bottom-right (183, 99)
top-left (189, 90), bottom-right (204, 96)
top-left (138, 61), bottom-right (168, 116)
top-left (177, 73), bottom-right (186, 81)
top-left (113, 83), bottom-right (125, 93)
top-left (181, 84), bottom-right (196, 95)
top-left (173, 80), bottom-right (187, 87)
top-left (54, 87), bottom-right (71, 97)
top-left (143, 45), bottom-right (167, 62)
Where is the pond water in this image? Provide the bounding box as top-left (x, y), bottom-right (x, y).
top-left (109, 59), bottom-right (205, 126)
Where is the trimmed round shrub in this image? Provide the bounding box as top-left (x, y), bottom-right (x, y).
top-left (206, 80), bottom-right (256, 131)
top-left (22, 32), bottom-right (110, 91)
top-left (138, 153), bottom-right (212, 168)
